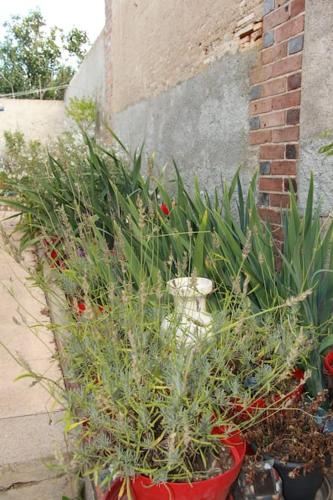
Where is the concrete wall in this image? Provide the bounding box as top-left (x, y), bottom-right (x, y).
top-left (110, 0), bottom-right (262, 113)
top-left (65, 31), bottom-right (105, 120)
top-left (298, 0), bottom-right (333, 214)
top-left (114, 50), bottom-right (259, 191)
top-left (0, 99), bottom-right (65, 156)
top-left (107, 0), bottom-right (263, 190)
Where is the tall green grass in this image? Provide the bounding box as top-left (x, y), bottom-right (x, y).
top-left (1, 134), bottom-right (333, 392)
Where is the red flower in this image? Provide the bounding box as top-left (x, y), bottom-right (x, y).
top-left (50, 249), bottom-right (58, 260)
top-left (292, 367), bottom-right (305, 381)
top-left (43, 237), bottom-right (58, 247)
top-left (78, 302), bottom-right (86, 313)
top-left (97, 305), bottom-right (112, 314)
top-left (324, 351), bottom-right (333, 376)
top-left (160, 203), bottom-right (170, 216)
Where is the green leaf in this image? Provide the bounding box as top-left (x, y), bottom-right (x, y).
top-left (319, 335), bottom-right (333, 354)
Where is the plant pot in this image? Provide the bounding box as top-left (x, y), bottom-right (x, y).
top-left (229, 397), bottom-right (267, 422)
top-left (130, 432), bottom-right (245, 500)
top-left (273, 460), bottom-right (324, 500)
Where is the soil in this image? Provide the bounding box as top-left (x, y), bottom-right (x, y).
top-left (183, 442), bottom-right (235, 481)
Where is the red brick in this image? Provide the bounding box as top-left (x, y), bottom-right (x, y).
top-left (250, 65), bottom-right (273, 84)
top-left (250, 98), bottom-right (272, 115)
top-left (259, 177), bottom-right (284, 192)
top-left (276, 0), bottom-right (289, 6)
top-left (270, 160), bottom-right (297, 175)
top-left (271, 54), bottom-right (302, 78)
top-left (288, 72), bottom-right (302, 90)
top-left (284, 177), bottom-right (298, 192)
top-left (270, 193), bottom-right (291, 208)
top-left (251, 28), bottom-right (263, 42)
top-left (261, 42), bottom-right (288, 66)
top-left (262, 77), bottom-right (287, 97)
top-left (271, 90), bottom-right (301, 110)
top-left (286, 108), bottom-right (300, 124)
top-left (260, 144), bottom-right (285, 159)
top-left (276, 15), bottom-right (305, 42)
top-left (264, 5), bottom-right (290, 31)
top-left (290, 0), bottom-right (305, 17)
top-left (250, 92), bottom-right (301, 117)
top-left (249, 130), bottom-right (272, 145)
top-left (258, 207), bottom-right (282, 224)
top-left (260, 110), bottom-right (285, 128)
top-left (286, 143), bottom-right (299, 159)
top-left (275, 254), bottom-right (283, 271)
top-left (240, 34), bottom-right (251, 44)
top-left (270, 224), bottom-right (284, 241)
top-left (272, 125), bottom-right (300, 143)
top-left (274, 239), bottom-right (284, 253)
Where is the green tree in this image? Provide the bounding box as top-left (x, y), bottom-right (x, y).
top-left (0, 10), bottom-right (90, 100)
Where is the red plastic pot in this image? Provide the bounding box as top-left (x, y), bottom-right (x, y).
top-left (229, 369), bottom-right (305, 423)
top-left (130, 432), bottom-right (245, 500)
top-left (230, 397), bottom-right (266, 421)
top-left (323, 351), bottom-right (333, 376)
top-left (102, 432), bottom-right (245, 500)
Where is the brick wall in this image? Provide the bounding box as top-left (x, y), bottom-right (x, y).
top-left (249, 0), bottom-right (305, 242)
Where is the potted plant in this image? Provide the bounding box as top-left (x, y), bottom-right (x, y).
top-left (53, 252), bottom-right (310, 500)
top-left (245, 393), bottom-right (333, 500)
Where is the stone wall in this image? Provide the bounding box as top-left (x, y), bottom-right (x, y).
top-left (100, 0), bottom-right (333, 218)
top-left (0, 99), bottom-right (65, 157)
top-left (113, 51), bottom-right (258, 191)
top-left (105, 0), bottom-right (264, 189)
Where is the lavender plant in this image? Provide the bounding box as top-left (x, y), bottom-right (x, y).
top-left (33, 223), bottom-right (311, 491)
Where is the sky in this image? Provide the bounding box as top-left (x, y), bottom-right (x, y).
top-left (0, 0), bottom-right (105, 44)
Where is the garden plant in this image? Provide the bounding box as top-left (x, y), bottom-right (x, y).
top-left (1, 119), bottom-right (333, 498)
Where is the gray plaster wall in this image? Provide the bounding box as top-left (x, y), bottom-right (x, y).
top-left (113, 50), bottom-right (258, 193)
top-left (298, 0), bottom-right (333, 215)
top-left (65, 31), bottom-right (105, 121)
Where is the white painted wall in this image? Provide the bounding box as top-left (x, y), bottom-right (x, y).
top-left (64, 31), bottom-right (105, 117)
top-left (0, 98), bottom-right (65, 155)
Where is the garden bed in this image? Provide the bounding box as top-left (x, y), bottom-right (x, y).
top-left (1, 129), bottom-right (333, 500)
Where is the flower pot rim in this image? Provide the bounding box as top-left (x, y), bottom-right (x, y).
top-left (132, 431), bottom-right (246, 487)
top-left (167, 277), bottom-right (213, 297)
top-left (271, 456), bottom-right (321, 472)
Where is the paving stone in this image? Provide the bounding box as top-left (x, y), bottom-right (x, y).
top-left (0, 212), bottom-right (70, 499)
top-left (0, 475), bottom-right (73, 500)
top-left (0, 358), bottom-right (62, 419)
top-left (0, 412), bottom-right (67, 488)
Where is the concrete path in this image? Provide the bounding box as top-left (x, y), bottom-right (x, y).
top-left (0, 210), bottom-right (73, 499)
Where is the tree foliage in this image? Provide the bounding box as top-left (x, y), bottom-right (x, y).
top-left (0, 10), bottom-right (90, 99)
